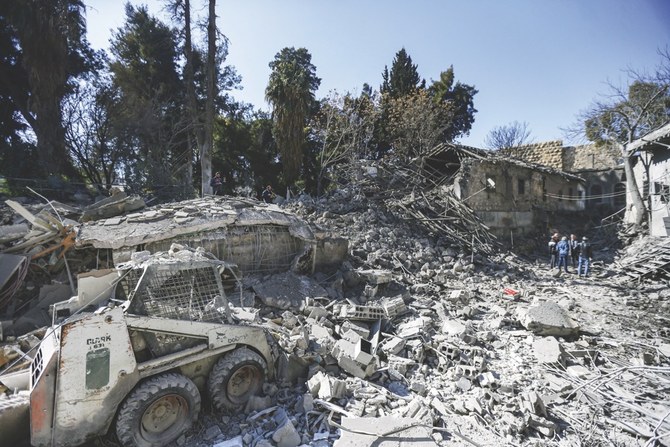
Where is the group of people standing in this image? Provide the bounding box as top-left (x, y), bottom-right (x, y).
top-left (548, 233), bottom-right (593, 277)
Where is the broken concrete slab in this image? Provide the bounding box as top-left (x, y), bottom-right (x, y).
top-left (0, 224), bottom-right (29, 245)
top-left (253, 272), bottom-right (328, 310)
top-left (211, 435), bottom-right (243, 447)
top-left (518, 301), bottom-right (579, 337)
top-left (533, 336), bottom-right (564, 364)
top-left (333, 416), bottom-right (438, 447)
top-left (80, 192), bottom-right (145, 222)
top-left (75, 197), bottom-right (350, 275)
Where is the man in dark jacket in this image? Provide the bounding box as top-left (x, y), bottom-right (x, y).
top-left (210, 172), bottom-right (223, 196)
top-left (262, 185), bottom-right (276, 203)
top-left (569, 234), bottom-right (580, 268)
top-left (578, 237), bottom-right (593, 277)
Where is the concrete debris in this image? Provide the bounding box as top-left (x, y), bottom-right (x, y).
top-left (533, 336), bottom-right (565, 364)
top-left (518, 300), bottom-right (580, 336)
top-left (211, 435), bottom-right (243, 447)
top-left (80, 191), bottom-right (145, 222)
top-left (1, 174), bottom-right (669, 447)
top-left (333, 416), bottom-right (438, 447)
top-left (253, 272), bottom-right (328, 310)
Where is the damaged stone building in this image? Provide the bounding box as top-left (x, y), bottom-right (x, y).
top-left (502, 140), bottom-right (626, 216)
top-left (628, 122), bottom-right (670, 236)
top-left (420, 145), bottom-right (585, 239)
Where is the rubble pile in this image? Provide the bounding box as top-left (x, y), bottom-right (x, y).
top-left (172, 258), bottom-right (670, 447)
top-left (0, 186), bottom-right (669, 447)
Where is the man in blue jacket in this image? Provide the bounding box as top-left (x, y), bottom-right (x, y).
top-left (556, 236), bottom-right (570, 273)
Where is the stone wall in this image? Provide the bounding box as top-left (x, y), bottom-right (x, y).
top-left (564, 143), bottom-right (621, 171)
top-left (456, 158), bottom-right (583, 237)
top-left (501, 140), bottom-right (564, 170)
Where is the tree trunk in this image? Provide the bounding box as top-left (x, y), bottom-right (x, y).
top-left (20, 0), bottom-right (76, 178)
top-left (183, 0), bottom-right (200, 195)
top-left (201, 0), bottom-right (216, 196)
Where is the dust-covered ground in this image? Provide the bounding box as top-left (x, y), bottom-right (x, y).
top-left (2, 188), bottom-right (669, 447)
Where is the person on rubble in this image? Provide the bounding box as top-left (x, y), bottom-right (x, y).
top-left (577, 236), bottom-right (593, 277)
top-left (262, 185), bottom-right (276, 203)
top-left (548, 233), bottom-right (559, 268)
top-left (210, 172), bottom-right (223, 196)
top-left (569, 233), bottom-right (580, 268)
top-left (556, 236), bottom-right (570, 273)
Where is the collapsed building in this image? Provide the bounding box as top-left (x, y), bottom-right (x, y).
top-left (0, 149), bottom-right (668, 447)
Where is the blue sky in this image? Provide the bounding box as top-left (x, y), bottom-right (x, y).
top-left (85, 0), bottom-right (670, 147)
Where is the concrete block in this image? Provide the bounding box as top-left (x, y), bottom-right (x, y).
top-left (354, 338), bottom-right (374, 365)
top-left (448, 289), bottom-right (470, 303)
top-left (397, 317), bottom-right (429, 338)
top-left (477, 371), bottom-right (499, 388)
top-left (319, 376), bottom-right (347, 400)
top-left (212, 436), bottom-right (244, 447)
top-left (340, 320), bottom-right (370, 338)
top-left (272, 419), bottom-right (302, 447)
top-left (333, 304), bottom-right (385, 321)
top-left (456, 364), bottom-right (479, 379)
top-left (333, 339), bottom-right (357, 359)
top-left (387, 355), bottom-right (415, 375)
top-left (310, 323), bottom-right (332, 340)
top-left (337, 354), bottom-right (368, 379)
top-left (340, 329), bottom-right (362, 345)
top-left (380, 336), bottom-right (405, 355)
top-left (442, 319), bottom-right (467, 336)
top-left (358, 269), bottom-right (392, 285)
top-left (437, 343), bottom-right (460, 359)
top-left (382, 295), bottom-right (407, 318)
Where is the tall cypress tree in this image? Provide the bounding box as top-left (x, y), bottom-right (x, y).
top-left (380, 48), bottom-right (424, 98)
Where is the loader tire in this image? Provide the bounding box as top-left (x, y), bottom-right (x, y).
top-left (208, 347), bottom-right (267, 412)
top-left (115, 373), bottom-right (200, 447)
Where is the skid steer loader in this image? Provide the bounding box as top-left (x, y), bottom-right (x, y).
top-left (29, 256), bottom-right (279, 447)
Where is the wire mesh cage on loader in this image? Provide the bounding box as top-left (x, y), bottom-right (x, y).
top-left (117, 259), bottom-right (234, 356)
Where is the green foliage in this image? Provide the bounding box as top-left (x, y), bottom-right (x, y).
top-left (0, 0), bottom-right (100, 179)
top-left (307, 92), bottom-right (379, 195)
top-left (265, 47), bottom-right (321, 184)
top-left (386, 89), bottom-right (454, 158)
top-left (212, 107), bottom-right (281, 197)
top-left (585, 80), bottom-right (670, 145)
top-left (381, 48), bottom-right (424, 98)
top-left (109, 4), bottom-right (190, 201)
top-left (427, 66), bottom-right (478, 140)
top-left (372, 50), bottom-right (477, 158)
